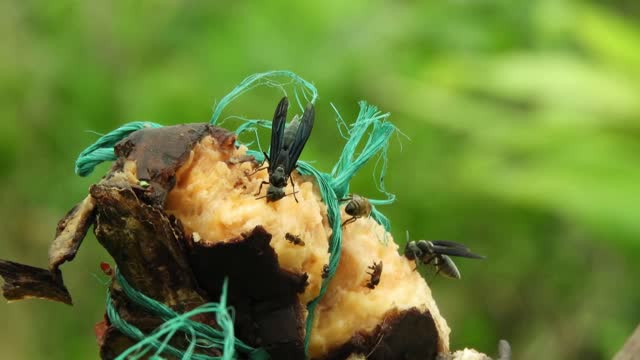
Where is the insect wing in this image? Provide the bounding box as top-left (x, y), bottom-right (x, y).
top-left (284, 103), bottom-right (315, 174)
top-left (431, 244), bottom-right (485, 259)
top-left (430, 240), bottom-right (472, 249)
top-left (269, 97), bottom-right (289, 164)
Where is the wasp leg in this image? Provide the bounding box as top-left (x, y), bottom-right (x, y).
top-left (422, 264), bottom-right (441, 285)
top-left (248, 152), bottom-right (270, 176)
top-left (289, 174), bottom-right (299, 203)
top-left (255, 181), bottom-right (270, 196)
top-left (422, 256), bottom-right (436, 266)
top-left (426, 272), bottom-right (438, 285)
top-left (417, 255), bottom-right (435, 273)
top-left (413, 259), bottom-right (420, 271)
top-left (247, 166), bottom-right (268, 176)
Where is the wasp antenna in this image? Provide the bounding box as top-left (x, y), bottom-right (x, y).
top-left (286, 190), bottom-right (299, 196)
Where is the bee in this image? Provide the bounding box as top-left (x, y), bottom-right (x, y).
top-left (404, 234), bottom-right (484, 279)
top-left (255, 97), bottom-right (315, 202)
top-left (365, 260), bottom-right (383, 289)
top-left (285, 233), bottom-right (305, 246)
top-left (341, 194), bottom-right (372, 226)
top-left (321, 264), bottom-right (330, 279)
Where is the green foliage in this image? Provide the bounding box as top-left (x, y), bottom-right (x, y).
top-left (1, 1), bottom-right (639, 359)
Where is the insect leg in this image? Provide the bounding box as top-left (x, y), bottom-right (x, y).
top-left (246, 152), bottom-right (270, 176)
top-left (255, 181), bottom-right (270, 196)
top-left (413, 259), bottom-right (420, 271)
top-left (341, 216), bottom-right (357, 227)
top-left (422, 255), bottom-right (436, 266)
top-left (289, 174), bottom-right (299, 203)
top-left (248, 166), bottom-right (268, 177)
top-left (426, 271), bottom-right (439, 285)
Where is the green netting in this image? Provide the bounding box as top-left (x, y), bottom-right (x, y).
top-left (75, 121), bottom-right (163, 176)
top-left (106, 271), bottom-right (269, 360)
top-left (76, 70), bottom-right (399, 358)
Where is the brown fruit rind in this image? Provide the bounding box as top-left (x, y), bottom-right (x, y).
top-left (320, 308), bottom-right (439, 360)
top-left (0, 260), bottom-right (72, 305)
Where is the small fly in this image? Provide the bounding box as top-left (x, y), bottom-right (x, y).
top-left (285, 233), bottom-right (305, 246)
top-left (341, 194), bottom-right (372, 226)
top-left (404, 232), bottom-right (484, 279)
top-left (255, 97), bottom-right (315, 202)
top-left (321, 264), bottom-right (330, 279)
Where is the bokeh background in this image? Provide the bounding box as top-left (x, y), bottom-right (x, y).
top-left (1, 1), bottom-right (639, 359)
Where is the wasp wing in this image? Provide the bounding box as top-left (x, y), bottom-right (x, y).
top-left (431, 240), bottom-right (485, 258)
top-left (431, 244), bottom-right (485, 259)
top-left (430, 240), bottom-right (472, 249)
top-left (284, 102), bottom-right (315, 174)
top-left (269, 97), bottom-right (289, 164)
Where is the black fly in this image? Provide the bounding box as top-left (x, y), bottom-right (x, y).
top-left (321, 264), bottom-right (330, 279)
top-left (285, 233), bottom-right (305, 246)
top-left (255, 97), bottom-right (315, 202)
top-left (404, 233), bottom-right (484, 279)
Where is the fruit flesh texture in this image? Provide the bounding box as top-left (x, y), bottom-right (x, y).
top-left (161, 136), bottom-right (451, 357)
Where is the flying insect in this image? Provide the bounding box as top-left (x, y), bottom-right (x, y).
top-left (255, 97), bottom-right (315, 202)
top-left (404, 234), bottom-right (484, 279)
top-left (341, 194), bottom-right (372, 226)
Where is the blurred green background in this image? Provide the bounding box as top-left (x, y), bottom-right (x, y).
top-left (1, 0), bottom-right (639, 359)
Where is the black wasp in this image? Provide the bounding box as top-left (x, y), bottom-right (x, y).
top-left (255, 97), bottom-right (315, 202)
top-left (404, 234), bottom-right (484, 279)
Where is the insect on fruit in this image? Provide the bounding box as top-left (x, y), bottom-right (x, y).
top-left (321, 264), bottom-right (330, 279)
top-left (255, 97), bottom-right (315, 202)
top-left (365, 260), bottom-right (383, 289)
top-left (285, 233), bottom-right (305, 246)
top-left (341, 194), bottom-right (372, 226)
top-left (404, 232), bottom-right (484, 279)
top-left (99, 262), bottom-right (114, 277)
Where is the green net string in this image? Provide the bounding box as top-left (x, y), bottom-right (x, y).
top-left (107, 270), bottom-right (269, 360)
top-left (75, 121), bottom-right (163, 177)
top-left (76, 71), bottom-right (397, 357)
